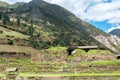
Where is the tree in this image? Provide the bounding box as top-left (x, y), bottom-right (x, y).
top-left (28, 26), bottom-right (34, 35)
top-left (0, 14), bottom-right (2, 20)
top-left (29, 37), bottom-right (51, 50)
top-left (37, 32), bottom-right (41, 37)
top-left (2, 14), bottom-right (10, 25)
top-left (8, 39), bottom-right (14, 45)
top-left (17, 17), bottom-right (20, 25)
top-left (28, 20), bottom-right (34, 35)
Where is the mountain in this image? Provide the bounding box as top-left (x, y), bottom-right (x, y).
top-left (109, 29), bottom-right (120, 37)
top-left (0, 0), bottom-right (120, 53)
top-left (13, 0), bottom-right (105, 47)
top-left (0, 1), bottom-right (25, 8)
top-left (0, 1), bottom-right (10, 7)
top-left (94, 35), bottom-right (120, 53)
top-left (11, 2), bottom-right (26, 8)
top-left (14, 0), bottom-right (107, 37)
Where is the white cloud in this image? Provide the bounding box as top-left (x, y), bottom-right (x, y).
top-left (47, 0), bottom-right (120, 23)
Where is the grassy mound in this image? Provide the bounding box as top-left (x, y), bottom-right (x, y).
top-left (68, 49), bottom-right (116, 62)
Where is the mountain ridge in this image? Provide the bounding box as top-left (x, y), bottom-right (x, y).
top-left (109, 29), bottom-right (120, 37)
top-left (0, 0), bottom-right (120, 53)
top-left (0, 1), bottom-right (10, 7)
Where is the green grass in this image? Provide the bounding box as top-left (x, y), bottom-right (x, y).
top-left (0, 73), bottom-right (120, 77)
top-left (79, 60), bottom-right (120, 66)
top-left (0, 58), bottom-right (120, 74)
top-left (91, 60), bottom-right (120, 66)
top-left (0, 74), bottom-right (5, 77)
top-left (73, 49), bottom-right (86, 56)
top-left (47, 47), bottom-right (67, 51)
top-left (0, 26), bottom-right (29, 39)
top-left (19, 73), bottom-right (120, 77)
top-left (87, 50), bottom-right (112, 55)
top-left (73, 49), bottom-right (113, 57)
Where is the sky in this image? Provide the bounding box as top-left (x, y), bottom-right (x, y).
top-left (1, 0), bottom-right (120, 32)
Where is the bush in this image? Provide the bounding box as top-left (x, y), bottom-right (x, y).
top-left (0, 30), bottom-right (3, 34)
top-left (8, 39), bottom-right (14, 45)
top-left (29, 37), bottom-right (51, 49)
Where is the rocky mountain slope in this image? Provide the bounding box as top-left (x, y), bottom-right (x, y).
top-left (0, 1), bottom-right (10, 7)
top-left (11, 2), bottom-right (26, 8)
top-left (0, 0), bottom-right (120, 53)
top-left (109, 29), bottom-right (120, 37)
top-left (94, 35), bottom-right (120, 53)
top-left (0, 1), bottom-right (25, 8)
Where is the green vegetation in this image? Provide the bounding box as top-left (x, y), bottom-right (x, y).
top-left (0, 73), bottom-right (120, 78)
top-left (79, 60), bottom-right (120, 67)
top-left (0, 30), bottom-right (3, 34)
top-left (0, 0), bottom-right (110, 51)
top-left (0, 14), bottom-right (2, 20)
top-left (28, 26), bottom-right (34, 35)
top-left (16, 17), bottom-right (21, 25)
top-left (0, 27), bottom-right (29, 39)
top-left (0, 57), bottom-right (120, 74)
top-left (73, 49), bottom-right (112, 56)
top-left (19, 73), bottom-right (120, 77)
top-left (91, 60), bottom-right (120, 66)
top-left (2, 14), bottom-right (10, 25)
top-left (0, 47), bottom-right (119, 75)
top-left (0, 1), bottom-right (119, 78)
top-left (48, 47), bottom-right (67, 51)
top-left (73, 49), bottom-right (86, 56)
top-left (87, 50), bottom-right (112, 55)
top-left (29, 37), bottom-right (51, 49)
top-left (7, 39), bottom-right (13, 45)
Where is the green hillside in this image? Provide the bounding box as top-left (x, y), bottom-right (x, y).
top-left (0, 0), bottom-right (112, 50)
top-left (0, 0), bottom-right (119, 52)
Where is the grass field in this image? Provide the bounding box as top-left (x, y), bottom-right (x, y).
top-left (47, 47), bottom-right (67, 51)
top-left (0, 57), bottom-right (120, 73)
top-left (18, 73), bottom-right (120, 77)
top-left (0, 73), bottom-right (120, 77)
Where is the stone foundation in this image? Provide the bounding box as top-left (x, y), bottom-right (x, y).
top-left (31, 50), bottom-right (68, 62)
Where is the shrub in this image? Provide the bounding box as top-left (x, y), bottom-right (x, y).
top-left (0, 30), bottom-right (3, 34)
top-left (29, 37), bottom-right (51, 49)
top-left (8, 39), bottom-right (14, 45)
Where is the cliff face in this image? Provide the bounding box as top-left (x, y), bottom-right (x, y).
top-left (95, 35), bottom-right (120, 53)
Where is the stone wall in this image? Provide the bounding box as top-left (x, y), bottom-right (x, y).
top-left (31, 49), bottom-right (117, 63)
top-left (87, 54), bottom-right (116, 61)
top-left (31, 50), bottom-right (68, 62)
top-left (0, 52), bottom-right (30, 58)
top-left (0, 38), bottom-right (29, 46)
